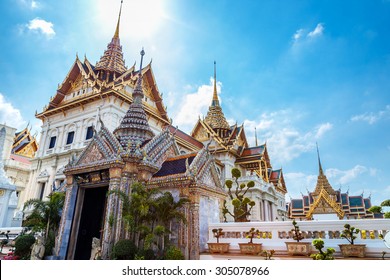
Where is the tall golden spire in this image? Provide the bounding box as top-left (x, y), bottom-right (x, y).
top-left (316, 142), bottom-right (324, 176)
top-left (212, 61), bottom-right (220, 106)
top-left (114, 0), bottom-right (123, 39)
top-left (204, 61), bottom-right (230, 132)
top-left (95, 0), bottom-right (127, 75)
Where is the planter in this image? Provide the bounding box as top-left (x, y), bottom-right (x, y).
top-left (207, 243), bottom-right (230, 254)
top-left (239, 243), bottom-right (262, 255)
top-left (285, 241), bottom-right (312, 256)
top-left (338, 244), bottom-right (366, 258)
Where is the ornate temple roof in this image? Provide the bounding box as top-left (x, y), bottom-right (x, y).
top-left (204, 62), bottom-right (230, 131)
top-left (12, 127), bottom-right (38, 158)
top-left (313, 145), bottom-right (336, 196)
top-left (95, 1), bottom-right (127, 75)
top-left (113, 49), bottom-right (155, 148)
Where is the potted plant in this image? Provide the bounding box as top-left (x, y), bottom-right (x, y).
top-left (207, 228), bottom-right (230, 254)
top-left (310, 239), bottom-right (335, 260)
top-left (285, 219), bottom-right (312, 256)
top-left (239, 228), bottom-right (262, 255)
top-left (338, 223), bottom-right (366, 258)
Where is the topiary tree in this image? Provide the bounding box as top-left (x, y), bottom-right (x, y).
top-left (340, 224), bottom-right (360, 245)
top-left (310, 239), bottom-right (335, 260)
top-left (222, 168), bottom-right (256, 222)
top-left (291, 219), bottom-right (304, 242)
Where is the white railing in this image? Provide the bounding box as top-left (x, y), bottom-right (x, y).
top-left (208, 219), bottom-right (390, 257)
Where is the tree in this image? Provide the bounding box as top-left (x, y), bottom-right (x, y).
top-left (222, 168), bottom-right (256, 222)
top-left (23, 191), bottom-right (65, 256)
top-left (368, 205), bottom-right (383, 214)
top-left (108, 181), bottom-right (189, 259)
top-left (381, 199), bottom-right (390, 207)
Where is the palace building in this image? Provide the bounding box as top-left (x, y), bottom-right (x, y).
top-left (18, 2), bottom-right (288, 259)
top-left (288, 147), bottom-right (381, 220)
top-left (0, 124), bottom-right (38, 227)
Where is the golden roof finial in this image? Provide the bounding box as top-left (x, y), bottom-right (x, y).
top-left (212, 61), bottom-right (220, 107)
top-left (114, 0), bottom-right (123, 39)
top-left (316, 142), bottom-right (324, 176)
top-left (255, 127), bottom-right (258, 146)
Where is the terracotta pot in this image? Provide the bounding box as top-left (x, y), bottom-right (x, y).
top-left (207, 243), bottom-right (230, 254)
top-left (285, 241), bottom-right (312, 256)
top-left (338, 244), bottom-right (366, 258)
top-left (238, 243), bottom-right (262, 255)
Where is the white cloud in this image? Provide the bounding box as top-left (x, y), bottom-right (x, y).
top-left (326, 165), bottom-right (369, 185)
top-left (0, 93), bottom-right (26, 129)
top-left (19, 0), bottom-right (40, 10)
top-left (26, 18), bottom-right (55, 38)
top-left (243, 110), bottom-right (332, 164)
top-left (315, 122), bottom-right (333, 139)
top-left (172, 78), bottom-right (222, 132)
top-left (308, 23), bottom-right (325, 38)
top-left (350, 105), bottom-right (390, 124)
top-left (293, 28), bottom-right (305, 41)
top-left (284, 172), bottom-right (317, 200)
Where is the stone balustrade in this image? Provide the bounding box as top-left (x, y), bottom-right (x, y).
top-left (208, 219), bottom-right (390, 257)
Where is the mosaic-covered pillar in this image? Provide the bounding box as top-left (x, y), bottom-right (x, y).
top-left (189, 192), bottom-right (200, 260)
top-left (101, 167), bottom-right (122, 259)
top-left (56, 175), bottom-right (78, 259)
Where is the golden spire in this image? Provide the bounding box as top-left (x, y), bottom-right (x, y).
top-left (114, 0), bottom-right (123, 39)
top-left (316, 142), bottom-right (324, 176)
top-left (212, 61), bottom-right (219, 106)
top-left (255, 127), bottom-right (258, 146)
top-left (204, 61), bottom-right (230, 132)
top-left (95, 0), bottom-right (127, 75)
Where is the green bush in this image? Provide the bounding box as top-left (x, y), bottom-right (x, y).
top-left (310, 239), bottom-right (335, 260)
top-left (111, 239), bottom-right (138, 260)
top-left (14, 234), bottom-right (36, 259)
top-left (137, 249), bottom-right (156, 260)
top-left (164, 246), bottom-right (184, 260)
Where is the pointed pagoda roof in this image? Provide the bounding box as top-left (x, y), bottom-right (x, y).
top-left (113, 49), bottom-right (154, 148)
top-left (95, 0), bottom-right (127, 75)
top-left (204, 61), bottom-right (230, 130)
top-left (313, 144), bottom-right (336, 195)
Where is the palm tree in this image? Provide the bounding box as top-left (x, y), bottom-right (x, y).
top-left (154, 192), bottom-right (189, 252)
top-left (23, 192), bottom-right (65, 255)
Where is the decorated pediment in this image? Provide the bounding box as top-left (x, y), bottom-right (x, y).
top-left (191, 120), bottom-right (210, 142)
top-left (72, 124), bottom-right (122, 168)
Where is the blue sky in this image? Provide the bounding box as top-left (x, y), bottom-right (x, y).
top-left (0, 0), bottom-right (389, 206)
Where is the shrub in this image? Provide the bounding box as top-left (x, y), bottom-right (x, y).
top-left (111, 239), bottom-right (138, 260)
top-left (310, 239), bottom-right (335, 260)
top-left (164, 246), bottom-right (184, 260)
top-left (137, 249), bottom-right (156, 260)
top-left (14, 234), bottom-right (36, 259)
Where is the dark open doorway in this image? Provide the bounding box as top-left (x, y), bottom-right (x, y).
top-left (74, 186), bottom-right (108, 260)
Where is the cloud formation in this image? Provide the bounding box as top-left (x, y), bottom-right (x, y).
top-left (292, 23), bottom-right (325, 43)
top-left (172, 78), bottom-right (222, 132)
top-left (26, 18), bottom-right (55, 38)
top-left (19, 0), bottom-right (40, 10)
top-left (243, 110), bottom-right (333, 164)
top-left (350, 105), bottom-right (390, 124)
top-left (326, 165), bottom-right (369, 185)
top-left (0, 93), bottom-right (26, 129)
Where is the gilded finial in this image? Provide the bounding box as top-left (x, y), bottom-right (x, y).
top-left (211, 61), bottom-right (220, 107)
top-left (114, 0), bottom-right (123, 39)
top-left (316, 142), bottom-right (324, 176)
top-left (255, 127), bottom-right (258, 146)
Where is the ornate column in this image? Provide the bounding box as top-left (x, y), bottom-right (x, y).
top-left (56, 175), bottom-right (79, 259)
top-left (189, 191), bottom-right (200, 260)
top-left (101, 167), bottom-right (122, 259)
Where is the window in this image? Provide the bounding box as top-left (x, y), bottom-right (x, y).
top-left (48, 136), bottom-right (57, 149)
top-left (86, 126), bottom-right (94, 140)
top-left (66, 131), bottom-right (75, 145)
top-left (39, 183), bottom-right (46, 200)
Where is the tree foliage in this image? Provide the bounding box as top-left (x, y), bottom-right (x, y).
top-left (222, 168), bottom-right (256, 222)
top-left (108, 182), bottom-right (189, 259)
